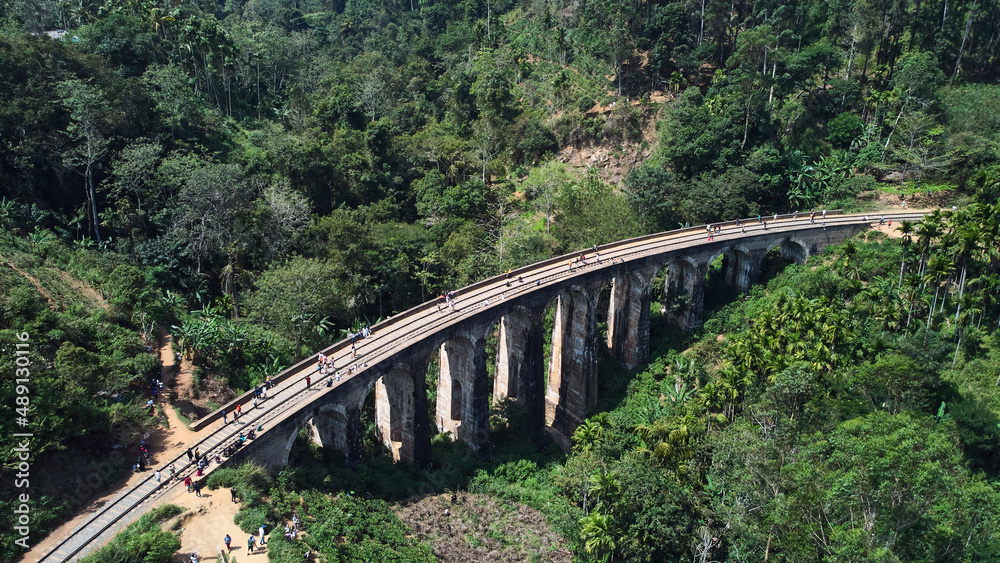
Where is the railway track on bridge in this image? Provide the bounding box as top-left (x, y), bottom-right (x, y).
top-left (36, 210), bottom-right (927, 562)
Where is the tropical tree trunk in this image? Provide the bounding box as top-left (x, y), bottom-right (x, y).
top-left (928, 282), bottom-right (940, 329)
top-left (954, 264), bottom-right (967, 323)
top-left (85, 160), bottom-right (101, 242)
top-left (951, 8), bottom-right (975, 86)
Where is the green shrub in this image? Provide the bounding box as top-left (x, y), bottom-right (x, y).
top-left (78, 504), bottom-right (183, 563)
top-left (827, 112), bottom-right (864, 148)
top-left (234, 505), bottom-right (270, 534)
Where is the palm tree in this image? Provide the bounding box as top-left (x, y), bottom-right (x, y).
top-left (948, 215), bottom-right (982, 323)
top-left (969, 273), bottom-right (1000, 328)
top-left (588, 470), bottom-right (622, 515)
top-left (580, 513), bottom-right (617, 561)
top-left (896, 219), bottom-right (914, 288)
top-left (915, 211), bottom-right (944, 280)
top-left (572, 419), bottom-right (604, 454)
top-left (219, 253), bottom-right (252, 321)
top-left (841, 239), bottom-right (861, 280)
top-left (924, 253), bottom-right (954, 329)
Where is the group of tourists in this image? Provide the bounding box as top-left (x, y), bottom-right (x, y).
top-left (132, 439), bottom-right (155, 472)
top-left (183, 474), bottom-right (202, 496)
top-left (317, 352), bottom-right (334, 371)
top-left (222, 424), bottom-right (263, 457)
top-left (149, 378), bottom-right (164, 398)
top-left (182, 446), bottom-right (215, 479)
top-left (222, 525), bottom-right (269, 554)
top-left (222, 376), bottom-right (278, 425)
top-left (349, 326), bottom-right (372, 343)
top-left (145, 378), bottom-right (165, 412)
top-left (318, 352), bottom-right (351, 381)
top-left (437, 290), bottom-right (457, 312)
top-left (222, 402), bottom-right (244, 425)
top-left (706, 208), bottom-right (838, 241)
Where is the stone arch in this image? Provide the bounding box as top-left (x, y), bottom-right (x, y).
top-left (310, 406), bottom-right (349, 453)
top-left (279, 421), bottom-right (306, 467)
top-left (662, 257), bottom-right (707, 330)
top-left (310, 400), bottom-right (368, 465)
top-left (774, 237), bottom-right (809, 264)
top-left (712, 245), bottom-right (757, 290)
top-left (495, 306), bottom-right (535, 404)
top-left (450, 379), bottom-right (463, 420)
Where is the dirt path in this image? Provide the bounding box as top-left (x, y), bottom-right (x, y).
top-left (163, 485), bottom-right (246, 563)
top-left (0, 255), bottom-right (58, 310)
top-left (159, 327), bottom-right (197, 405)
top-left (20, 329), bottom-right (204, 563)
top-left (158, 328), bottom-right (200, 446)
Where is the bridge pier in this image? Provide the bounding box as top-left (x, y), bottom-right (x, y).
top-left (665, 259), bottom-right (708, 331)
top-left (495, 308), bottom-right (546, 446)
top-left (546, 286), bottom-right (602, 436)
top-left (375, 360), bottom-right (432, 467)
top-left (437, 335), bottom-right (492, 458)
top-left (607, 267), bottom-right (658, 369)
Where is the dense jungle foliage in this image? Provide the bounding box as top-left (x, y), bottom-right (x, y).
top-left (263, 205), bottom-right (1000, 562)
top-left (2, 0), bottom-right (1000, 558)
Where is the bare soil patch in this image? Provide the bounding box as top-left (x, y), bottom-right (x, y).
top-left (556, 99), bottom-right (662, 186)
top-left (163, 488), bottom-right (244, 563)
top-left (395, 492), bottom-right (572, 563)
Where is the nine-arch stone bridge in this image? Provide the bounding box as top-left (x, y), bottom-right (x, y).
top-left (227, 211), bottom-right (924, 469)
top-left (38, 210), bottom-right (927, 562)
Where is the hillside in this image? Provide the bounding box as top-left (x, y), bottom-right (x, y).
top-left (2, 0), bottom-right (1000, 559)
